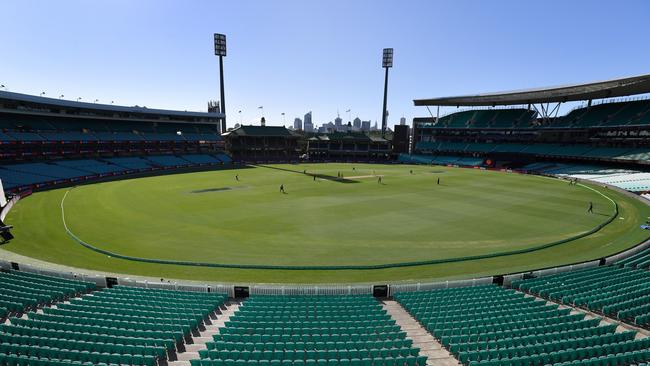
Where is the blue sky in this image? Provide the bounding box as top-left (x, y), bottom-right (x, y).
top-left (2, 0), bottom-right (649, 128)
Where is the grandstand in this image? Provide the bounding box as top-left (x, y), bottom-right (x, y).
top-left (394, 285), bottom-right (650, 365)
top-left (408, 75), bottom-right (650, 193)
top-left (0, 268), bottom-right (228, 366)
top-left (200, 295), bottom-right (427, 366)
top-left (513, 265), bottom-right (650, 328)
top-left (0, 91), bottom-right (231, 192)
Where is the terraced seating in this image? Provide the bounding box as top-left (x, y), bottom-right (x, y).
top-left (1, 285), bottom-right (227, 365)
top-left (463, 143), bottom-right (495, 153)
top-left (0, 154), bottom-right (232, 189)
top-left (199, 295), bottom-right (426, 366)
top-left (438, 111), bottom-right (475, 128)
top-left (145, 155), bottom-right (192, 167)
top-left (394, 284), bottom-right (647, 366)
top-left (0, 270), bottom-right (94, 314)
top-left (436, 142), bottom-right (467, 152)
top-left (181, 154), bottom-right (223, 164)
top-left (618, 246), bottom-right (650, 270)
top-left (414, 141), bottom-right (438, 151)
top-left (512, 265), bottom-right (650, 327)
top-left (53, 159), bottom-right (126, 175)
top-left (106, 156), bottom-right (155, 170)
top-left (605, 100), bottom-right (650, 126)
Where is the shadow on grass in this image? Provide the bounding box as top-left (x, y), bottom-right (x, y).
top-left (254, 164), bottom-right (360, 184)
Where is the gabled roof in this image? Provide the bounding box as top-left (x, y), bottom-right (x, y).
top-left (224, 125), bottom-right (298, 137)
top-left (414, 74), bottom-right (650, 107)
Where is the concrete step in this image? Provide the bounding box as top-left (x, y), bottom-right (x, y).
top-left (382, 300), bottom-right (459, 366)
top-left (173, 301), bottom-right (243, 364)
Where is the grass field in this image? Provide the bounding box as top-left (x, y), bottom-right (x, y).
top-left (3, 163), bottom-right (650, 283)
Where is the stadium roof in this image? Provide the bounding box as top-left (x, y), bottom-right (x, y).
top-left (414, 74), bottom-right (650, 107)
top-left (0, 90), bottom-right (224, 118)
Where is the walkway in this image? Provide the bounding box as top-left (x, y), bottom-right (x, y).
top-left (382, 300), bottom-right (459, 366)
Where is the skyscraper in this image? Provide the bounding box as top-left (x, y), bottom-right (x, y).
top-left (400, 117), bottom-right (406, 125)
top-left (361, 120), bottom-right (371, 131)
top-left (304, 112), bottom-right (314, 132)
top-left (293, 117), bottom-right (302, 130)
top-left (334, 116), bottom-right (343, 131)
top-left (353, 117), bottom-right (361, 129)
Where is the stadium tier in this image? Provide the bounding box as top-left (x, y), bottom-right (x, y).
top-left (0, 270), bottom-right (95, 315)
top-left (512, 266), bottom-right (650, 328)
top-left (0, 91), bottom-right (230, 192)
top-left (1, 284), bottom-right (227, 366)
top-left (414, 141), bottom-right (650, 163)
top-left (619, 246), bottom-right (650, 270)
top-left (198, 295), bottom-right (427, 366)
top-left (0, 153), bottom-right (232, 190)
top-left (394, 285), bottom-right (650, 366)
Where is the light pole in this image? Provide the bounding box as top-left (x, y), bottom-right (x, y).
top-left (346, 109), bottom-right (351, 124)
top-left (380, 48), bottom-right (393, 138)
top-left (94, 99), bottom-right (99, 103)
top-left (40, 92), bottom-right (46, 96)
top-left (238, 110), bottom-right (242, 124)
top-left (59, 94), bottom-right (64, 99)
top-left (0, 85), bottom-right (6, 90)
top-left (281, 112), bottom-right (285, 125)
top-left (214, 33), bottom-right (227, 134)
top-left (77, 97), bottom-right (82, 102)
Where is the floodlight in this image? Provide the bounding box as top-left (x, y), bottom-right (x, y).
top-left (382, 48), bottom-right (393, 68)
top-left (214, 33), bottom-right (227, 56)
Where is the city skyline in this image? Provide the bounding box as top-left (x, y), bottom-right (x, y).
top-left (2, 0), bottom-right (649, 128)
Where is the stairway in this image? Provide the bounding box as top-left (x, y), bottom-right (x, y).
top-left (382, 300), bottom-right (459, 366)
top-left (168, 300), bottom-right (242, 366)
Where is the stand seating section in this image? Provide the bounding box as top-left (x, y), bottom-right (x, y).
top-left (427, 100), bottom-right (650, 129)
top-left (397, 154), bottom-right (484, 167)
top-left (0, 284), bottom-right (227, 366)
top-left (419, 141), bottom-right (650, 162)
top-left (0, 153), bottom-right (231, 189)
top-left (434, 109), bottom-right (536, 129)
top-left (197, 295), bottom-right (427, 366)
top-left (0, 115), bottom-right (222, 143)
top-left (0, 270), bottom-right (95, 315)
top-left (394, 284), bottom-right (650, 366)
top-left (619, 246), bottom-right (650, 271)
top-left (512, 265), bottom-right (650, 327)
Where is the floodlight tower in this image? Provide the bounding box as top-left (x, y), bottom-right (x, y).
top-left (214, 33), bottom-right (227, 133)
top-left (380, 48), bottom-right (393, 137)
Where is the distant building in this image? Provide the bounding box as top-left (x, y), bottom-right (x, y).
top-left (361, 120), bottom-right (371, 131)
top-left (353, 117), bottom-right (361, 129)
top-left (334, 116), bottom-right (343, 131)
top-left (303, 111), bottom-right (314, 132)
top-left (400, 117), bottom-right (406, 125)
top-left (293, 117), bottom-right (302, 130)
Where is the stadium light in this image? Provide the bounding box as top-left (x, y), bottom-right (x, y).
top-left (214, 33), bottom-right (227, 133)
top-left (380, 48), bottom-right (393, 137)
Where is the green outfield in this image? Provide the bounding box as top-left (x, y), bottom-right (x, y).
top-left (3, 163), bottom-right (650, 283)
